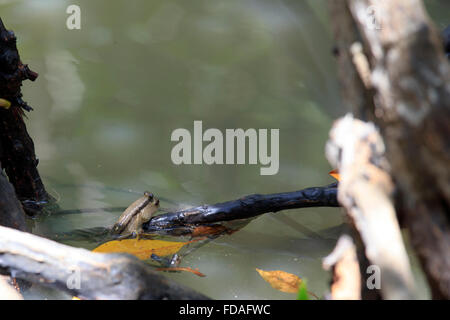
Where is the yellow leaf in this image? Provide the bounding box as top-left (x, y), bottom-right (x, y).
top-left (329, 169), bottom-right (340, 181)
top-left (0, 98), bottom-right (11, 109)
top-left (92, 239), bottom-right (190, 260)
top-left (256, 268), bottom-right (302, 293)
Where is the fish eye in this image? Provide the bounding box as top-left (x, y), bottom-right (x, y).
top-left (144, 191), bottom-right (153, 200)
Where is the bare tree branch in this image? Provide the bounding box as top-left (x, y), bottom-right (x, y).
top-left (326, 115), bottom-right (416, 299)
top-left (143, 184), bottom-right (339, 235)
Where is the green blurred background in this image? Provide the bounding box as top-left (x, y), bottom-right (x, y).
top-left (0, 0), bottom-right (448, 299)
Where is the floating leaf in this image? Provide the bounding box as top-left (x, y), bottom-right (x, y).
top-left (329, 169), bottom-right (340, 181)
top-left (256, 269), bottom-right (319, 299)
top-left (256, 268), bottom-right (302, 293)
top-left (92, 239), bottom-right (190, 260)
top-left (0, 98), bottom-right (11, 109)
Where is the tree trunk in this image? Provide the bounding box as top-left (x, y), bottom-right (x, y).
top-left (0, 17), bottom-right (51, 216)
top-left (328, 0), bottom-right (450, 299)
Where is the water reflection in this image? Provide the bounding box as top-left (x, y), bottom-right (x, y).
top-left (45, 49), bottom-right (85, 118)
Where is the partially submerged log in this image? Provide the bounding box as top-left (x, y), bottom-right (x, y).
top-left (0, 225), bottom-right (209, 300)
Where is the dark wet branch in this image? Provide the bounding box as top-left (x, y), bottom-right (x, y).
top-left (144, 184), bottom-right (338, 235)
top-left (52, 184), bottom-right (338, 241)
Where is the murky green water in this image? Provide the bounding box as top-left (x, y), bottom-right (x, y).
top-left (1, 0), bottom-right (447, 299)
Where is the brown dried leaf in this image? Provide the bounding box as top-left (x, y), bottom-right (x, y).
top-left (256, 268), bottom-right (302, 293)
top-left (92, 239), bottom-right (190, 260)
